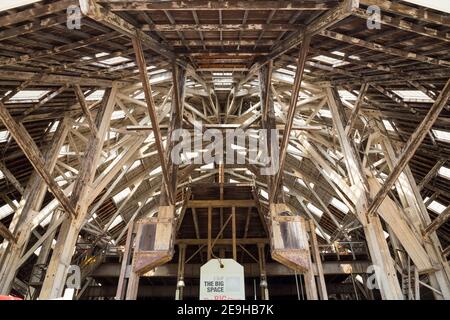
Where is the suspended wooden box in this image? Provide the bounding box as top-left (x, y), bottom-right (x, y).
top-left (132, 205), bottom-right (175, 275)
top-left (269, 203), bottom-right (310, 273)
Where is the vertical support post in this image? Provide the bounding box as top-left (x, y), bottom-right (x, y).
top-left (375, 118), bottom-right (450, 299)
top-left (207, 206), bottom-right (212, 261)
top-left (0, 119), bottom-right (69, 294)
top-left (415, 267), bottom-right (420, 300)
top-left (258, 243), bottom-right (269, 300)
top-left (303, 261), bottom-right (318, 300)
top-left (270, 36), bottom-right (311, 202)
top-left (258, 61), bottom-right (278, 200)
top-left (175, 244), bottom-right (186, 300)
top-left (126, 222), bottom-right (142, 300)
top-left (132, 35), bottom-right (172, 202)
top-left (232, 207), bottom-right (237, 261)
top-left (39, 85), bottom-right (118, 300)
top-left (125, 270), bottom-right (140, 300)
top-left (159, 63), bottom-right (186, 206)
top-left (115, 223), bottom-right (135, 300)
top-left (326, 86), bottom-right (403, 300)
top-left (26, 210), bottom-right (62, 299)
top-left (309, 220), bottom-right (328, 300)
top-left (367, 77), bottom-right (450, 217)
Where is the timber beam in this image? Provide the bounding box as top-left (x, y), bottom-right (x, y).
top-left (187, 200), bottom-right (256, 208)
top-left (0, 101), bottom-right (76, 218)
top-left (79, 0), bottom-right (186, 67)
top-left (0, 222), bottom-right (16, 243)
top-left (238, 0), bottom-right (358, 89)
top-left (367, 78), bottom-right (450, 217)
top-left (270, 35), bottom-right (310, 202)
top-left (142, 24), bottom-right (302, 32)
top-left (424, 206), bottom-right (450, 238)
top-left (132, 35), bottom-right (172, 203)
top-left (102, 1), bottom-right (335, 11)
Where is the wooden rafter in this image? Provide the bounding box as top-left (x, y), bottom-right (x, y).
top-left (0, 102), bottom-right (76, 217)
top-left (367, 78), bottom-right (450, 217)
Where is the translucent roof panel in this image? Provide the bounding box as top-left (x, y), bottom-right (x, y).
top-left (319, 109), bottom-right (332, 118)
top-left (313, 54), bottom-right (348, 68)
top-left (10, 90), bottom-right (49, 102)
top-left (383, 120), bottom-right (395, 131)
top-left (392, 90), bottom-right (433, 103)
top-left (307, 203), bottom-right (323, 219)
top-left (108, 215), bottom-right (123, 231)
top-left (427, 200), bottom-right (446, 214)
top-left (113, 187), bottom-right (131, 204)
top-left (0, 0), bottom-right (42, 12)
top-left (330, 197), bottom-right (349, 214)
top-left (86, 90), bottom-right (105, 101)
top-left (0, 130), bottom-right (9, 143)
top-left (433, 129), bottom-right (450, 142)
top-left (438, 166), bottom-right (450, 180)
top-left (49, 121), bottom-right (59, 133)
top-left (403, 1), bottom-right (450, 13)
top-left (338, 90), bottom-right (357, 101)
top-left (101, 56), bottom-right (130, 65)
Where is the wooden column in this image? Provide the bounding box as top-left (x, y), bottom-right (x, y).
top-left (207, 206), bottom-right (212, 260)
top-left (232, 207), bottom-right (237, 260)
top-left (270, 35), bottom-right (310, 202)
top-left (159, 63), bottom-right (186, 206)
top-left (258, 61), bottom-right (279, 199)
top-left (26, 210), bottom-right (62, 299)
top-left (39, 85), bottom-right (118, 300)
top-left (325, 86), bottom-right (403, 299)
top-left (0, 101), bottom-right (75, 217)
top-left (0, 119), bottom-right (69, 294)
top-left (303, 257), bottom-right (318, 300)
top-left (125, 220), bottom-right (143, 300)
top-left (367, 77), bottom-right (450, 216)
top-left (125, 270), bottom-right (140, 300)
top-left (115, 223), bottom-right (135, 300)
top-left (132, 35), bottom-right (172, 202)
top-left (375, 120), bottom-right (450, 299)
top-left (308, 220), bottom-right (328, 300)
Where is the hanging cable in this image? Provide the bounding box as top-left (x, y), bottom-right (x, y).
top-left (351, 273), bottom-right (359, 300)
top-left (294, 270), bottom-right (300, 300)
top-left (299, 273), bottom-right (304, 300)
top-left (253, 279), bottom-right (257, 300)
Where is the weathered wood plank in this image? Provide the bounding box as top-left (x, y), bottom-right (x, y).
top-left (132, 35), bottom-right (172, 203)
top-left (0, 162), bottom-right (25, 195)
top-left (103, 0), bottom-right (334, 11)
top-left (321, 30), bottom-right (450, 67)
top-left (360, 0), bottom-right (450, 27)
top-left (367, 78), bottom-right (450, 216)
top-left (143, 24), bottom-right (300, 32)
top-left (188, 200), bottom-right (256, 208)
top-left (353, 8), bottom-right (450, 42)
top-left (270, 36), bottom-right (310, 202)
top-left (0, 102), bottom-right (76, 218)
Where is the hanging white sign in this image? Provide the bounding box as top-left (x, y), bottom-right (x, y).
top-left (199, 259), bottom-right (245, 300)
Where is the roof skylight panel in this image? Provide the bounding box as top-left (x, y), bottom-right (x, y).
top-left (428, 200), bottom-right (446, 214)
top-left (0, 130), bottom-right (9, 143)
top-left (438, 166), bottom-right (450, 180)
top-left (433, 129), bottom-right (450, 142)
top-left (392, 90), bottom-right (433, 103)
top-left (113, 187), bottom-right (131, 204)
top-left (307, 203), bottom-right (323, 219)
top-left (10, 90), bottom-right (49, 102)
